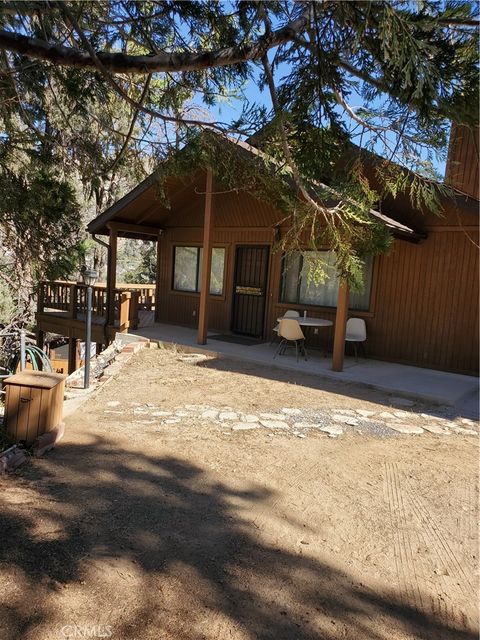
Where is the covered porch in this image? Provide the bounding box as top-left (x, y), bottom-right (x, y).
top-left (130, 322), bottom-right (479, 413)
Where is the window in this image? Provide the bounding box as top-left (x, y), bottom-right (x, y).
top-left (281, 251), bottom-right (373, 311)
top-left (173, 246), bottom-right (225, 295)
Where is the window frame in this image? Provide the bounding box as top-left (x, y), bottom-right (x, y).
top-left (171, 245), bottom-right (226, 297)
top-left (279, 250), bottom-right (375, 313)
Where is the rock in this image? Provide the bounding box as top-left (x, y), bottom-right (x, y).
top-left (296, 434), bottom-right (307, 439)
top-left (320, 426), bottom-right (343, 436)
top-left (292, 422), bottom-right (318, 430)
top-left (164, 418), bottom-right (181, 424)
top-left (281, 408), bottom-right (302, 416)
top-left (175, 411), bottom-right (191, 417)
top-left (449, 425), bottom-right (477, 436)
top-left (332, 415), bottom-right (359, 426)
top-left (378, 412), bottom-right (397, 420)
top-left (385, 423), bottom-right (424, 434)
top-left (422, 423), bottom-right (450, 435)
top-left (356, 410), bottom-right (376, 417)
top-left (260, 413), bottom-right (286, 420)
top-left (390, 397), bottom-right (415, 407)
top-left (219, 412), bottom-right (238, 421)
top-left (231, 423), bottom-right (257, 431)
top-left (420, 413), bottom-right (443, 421)
top-left (260, 419), bottom-right (290, 430)
top-left (461, 418), bottom-right (475, 425)
top-left (106, 400), bottom-right (121, 407)
top-left (393, 411), bottom-right (411, 419)
top-left (333, 409), bottom-right (356, 415)
top-left (185, 404), bottom-right (204, 410)
top-left (104, 410), bottom-right (123, 414)
top-left (202, 410), bottom-right (219, 420)
top-left (151, 411), bottom-right (172, 417)
top-left (241, 414), bottom-right (259, 423)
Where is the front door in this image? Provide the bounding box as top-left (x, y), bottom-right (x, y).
top-left (231, 245), bottom-right (270, 337)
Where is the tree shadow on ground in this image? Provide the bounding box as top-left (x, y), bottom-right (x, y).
top-left (0, 437), bottom-right (476, 640)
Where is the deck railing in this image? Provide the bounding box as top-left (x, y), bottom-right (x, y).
top-left (38, 281), bottom-right (156, 331)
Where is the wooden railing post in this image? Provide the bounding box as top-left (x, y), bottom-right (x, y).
top-left (68, 284), bottom-right (77, 319)
top-left (119, 291), bottom-right (131, 332)
top-left (129, 291), bottom-right (140, 330)
top-left (37, 281), bottom-right (45, 314)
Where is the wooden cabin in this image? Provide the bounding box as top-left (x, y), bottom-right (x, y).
top-left (37, 131), bottom-right (479, 376)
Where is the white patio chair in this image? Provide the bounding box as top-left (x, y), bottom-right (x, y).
top-left (270, 309), bottom-right (300, 345)
top-left (345, 318), bottom-right (367, 361)
top-left (273, 318), bottom-right (307, 362)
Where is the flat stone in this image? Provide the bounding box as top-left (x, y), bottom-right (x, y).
top-left (175, 411), bottom-right (191, 417)
top-left (378, 412), bottom-right (397, 420)
top-left (231, 423), bottom-right (257, 431)
top-left (385, 423), bottom-right (424, 434)
top-left (260, 419), bottom-right (290, 430)
top-left (151, 411), bottom-right (172, 417)
top-left (333, 409), bottom-right (356, 415)
top-left (393, 411), bottom-right (411, 419)
top-left (202, 410), bottom-right (218, 420)
top-left (241, 414), bottom-right (259, 423)
top-left (184, 404), bottom-right (204, 410)
top-left (420, 413), bottom-right (443, 421)
top-left (133, 420), bottom-right (155, 425)
top-left (292, 422), bottom-right (319, 430)
top-left (281, 408), bottom-right (303, 416)
top-left (356, 410), bottom-right (376, 417)
top-left (461, 418), bottom-right (475, 425)
top-left (164, 418), bottom-right (181, 424)
top-left (106, 400), bottom-right (121, 407)
top-left (219, 412), bottom-right (238, 421)
top-left (320, 426), bottom-right (343, 436)
top-left (332, 415), bottom-right (359, 426)
top-left (260, 413), bottom-right (286, 420)
top-left (422, 423), bottom-right (450, 435)
top-left (449, 425), bottom-right (477, 436)
top-left (104, 410), bottom-right (124, 414)
top-left (296, 434), bottom-right (307, 439)
top-left (391, 397), bottom-right (415, 407)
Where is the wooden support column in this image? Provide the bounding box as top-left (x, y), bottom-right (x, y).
top-left (68, 337), bottom-right (78, 375)
top-left (154, 232), bottom-right (162, 323)
top-left (106, 226), bottom-right (118, 329)
top-left (332, 280), bottom-right (350, 372)
top-left (197, 168), bottom-right (214, 345)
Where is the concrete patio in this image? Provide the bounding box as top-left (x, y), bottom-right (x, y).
top-left (130, 323), bottom-right (479, 416)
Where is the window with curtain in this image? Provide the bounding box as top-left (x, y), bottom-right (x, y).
top-left (173, 246), bottom-right (225, 295)
top-left (280, 251), bottom-right (373, 310)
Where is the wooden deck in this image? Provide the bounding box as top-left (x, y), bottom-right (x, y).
top-left (36, 281), bottom-right (156, 344)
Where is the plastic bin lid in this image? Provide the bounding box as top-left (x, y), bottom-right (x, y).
top-left (3, 370), bottom-right (66, 389)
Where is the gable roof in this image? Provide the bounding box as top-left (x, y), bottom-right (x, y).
top-left (87, 135), bottom-right (437, 242)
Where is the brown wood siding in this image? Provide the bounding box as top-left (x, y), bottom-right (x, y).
top-left (151, 186), bottom-right (478, 375)
top-left (445, 124), bottom-right (480, 200)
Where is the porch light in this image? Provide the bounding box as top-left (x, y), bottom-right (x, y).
top-left (81, 268), bottom-right (98, 287)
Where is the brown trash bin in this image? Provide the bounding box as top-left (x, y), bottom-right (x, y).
top-left (3, 371), bottom-right (66, 446)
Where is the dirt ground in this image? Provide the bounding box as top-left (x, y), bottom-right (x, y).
top-left (0, 347), bottom-right (478, 640)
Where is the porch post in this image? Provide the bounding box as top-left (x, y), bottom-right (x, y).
top-left (154, 231), bottom-right (162, 323)
top-left (197, 167), bottom-right (214, 345)
top-left (332, 280), bottom-right (349, 372)
top-left (106, 226), bottom-right (118, 328)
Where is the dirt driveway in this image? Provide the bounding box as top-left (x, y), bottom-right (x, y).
top-left (0, 348), bottom-right (478, 640)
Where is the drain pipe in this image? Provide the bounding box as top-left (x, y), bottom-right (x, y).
top-left (91, 233), bottom-right (109, 250)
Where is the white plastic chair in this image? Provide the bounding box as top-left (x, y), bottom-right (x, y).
top-left (345, 318), bottom-right (367, 361)
top-left (270, 309), bottom-right (300, 345)
top-left (273, 318), bottom-right (307, 362)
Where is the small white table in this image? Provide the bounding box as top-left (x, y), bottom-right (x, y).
top-left (277, 316), bottom-right (333, 328)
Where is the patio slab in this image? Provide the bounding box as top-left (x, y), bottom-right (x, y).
top-left (131, 323), bottom-right (479, 413)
